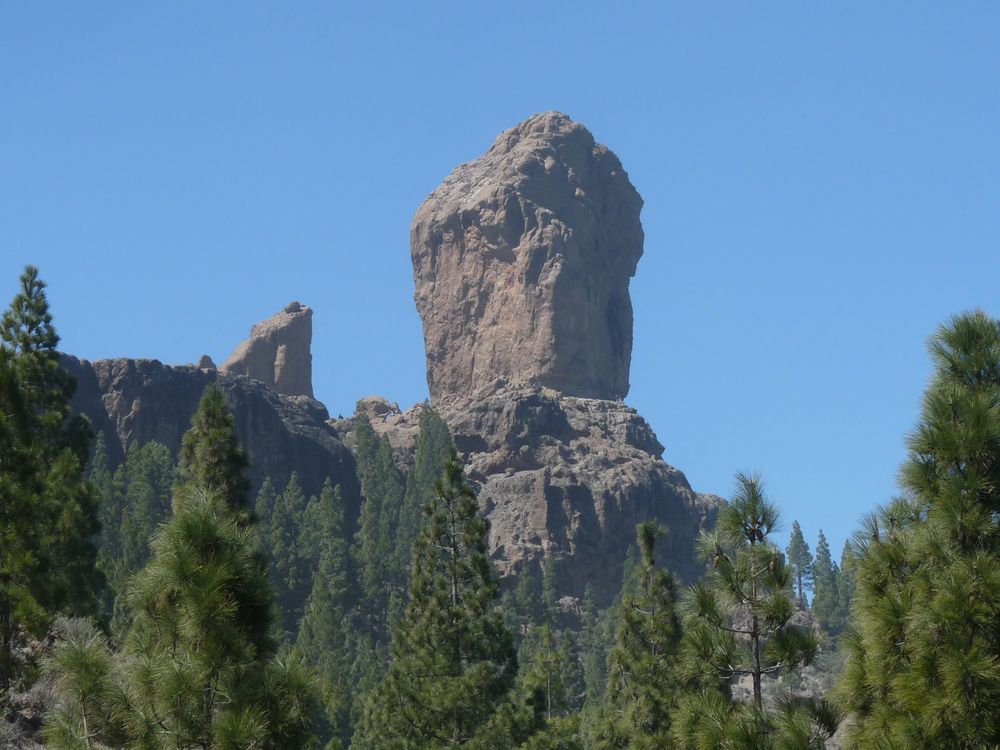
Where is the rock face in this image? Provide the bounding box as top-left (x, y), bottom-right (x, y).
top-left (441, 386), bottom-right (721, 591)
top-left (407, 112), bottom-right (721, 602)
top-left (64, 355), bottom-right (360, 515)
top-left (412, 111), bottom-right (644, 403)
top-left (220, 302), bottom-right (314, 398)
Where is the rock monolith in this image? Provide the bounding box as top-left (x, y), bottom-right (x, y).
top-left (412, 111), bottom-right (644, 403)
top-left (406, 112), bottom-right (722, 602)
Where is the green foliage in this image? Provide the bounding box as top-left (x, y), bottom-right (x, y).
top-left (516, 715), bottom-right (582, 750)
top-left (353, 452), bottom-right (517, 748)
top-left (352, 415), bottom-right (405, 637)
top-left (542, 557), bottom-right (560, 627)
top-left (676, 473), bottom-right (831, 747)
top-left (295, 479), bottom-right (354, 749)
top-left (177, 383), bottom-right (250, 511)
top-left (0, 267), bottom-right (101, 691)
top-left (0, 346), bottom-right (47, 689)
top-left (255, 476), bottom-right (279, 531)
top-left (672, 690), bottom-right (841, 750)
top-left (838, 310), bottom-right (1000, 748)
top-left (268, 472), bottom-right (312, 635)
top-left (512, 562), bottom-right (543, 634)
top-left (810, 531), bottom-right (843, 634)
top-left (398, 406), bottom-right (454, 573)
top-left (577, 584), bottom-right (610, 734)
top-left (46, 388), bottom-right (319, 748)
top-left (593, 522), bottom-right (682, 750)
top-left (785, 520), bottom-right (813, 604)
top-left (92, 440), bottom-right (175, 632)
top-left (518, 625), bottom-right (583, 722)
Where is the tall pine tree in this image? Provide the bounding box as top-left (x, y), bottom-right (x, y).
top-left (46, 384), bottom-right (319, 748)
top-left (0, 266), bottom-right (101, 689)
top-left (594, 522), bottom-right (682, 750)
top-left (353, 452), bottom-right (517, 748)
top-left (295, 478), bottom-right (354, 749)
top-left (839, 311), bottom-right (1000, 747)
top-left (786, 520), bottom-right (813, 605)
top-left (674, 473), bottom-right (835, 747)
top-left (810, 530), bottom-right (842, 634)
top-left (177, 382), bottom-right (250, 512)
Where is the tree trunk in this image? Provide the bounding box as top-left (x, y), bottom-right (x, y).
top-left (751, 614), bottom-right (762, 709)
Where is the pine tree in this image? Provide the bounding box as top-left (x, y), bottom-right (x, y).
top-left (836, 540), bottom-right (856, 629)
top-left (674, 473), bottom-right (835, 747)
top-left (117, 442), bottom-right (174, 583)
top-left (786, 520), bottom-right (813, 604)
top-left (46, 386), bottom-right (319, 748)
top-left (838, 311), bottom-right (1000, 747)
top-left (594, 522), bottom-right (681, 750)
top-left (98, 440), bottom-right (175, 633)
top-left (352, 452), bottom-right (517, 748)
top-left (353, 415), bottom-right (404, 638)
top-left (578, 584), bottom-right (608, 734)
top-left (0, 267), bottom-right (101, 689)
top-left (297, 553), bottom-right (351, 749)
top-left (300, 478), bottom-right (345, 569)
top-left (519, 626), bottom-right (583, 722)
top-left (295, 484), bottom-right (353, 749)
top-left (255, 476), bottom-right (279, 532)
top-left (177, 382), bottom-right (250, 512)
top-left (398, 405), bottom-right (454, 575)
top-left (810, 530), bottom-right (842, 634)
top-left (542, 556), bottom-right (561, 627)
top-left (0, 346), bottom-right (45, 690)
top-left (269, 471), bottom-right (311, 635)
top-left (515, 625), bottom-right (584, 750)
top-left (513, 562), bottom-right (543, 634)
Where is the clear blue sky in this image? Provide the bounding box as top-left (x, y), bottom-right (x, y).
top-left (3, 3), bottom-right (1000, 559)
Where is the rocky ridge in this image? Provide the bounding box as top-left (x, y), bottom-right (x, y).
top-left (64, 347), bottom-right (360, 516)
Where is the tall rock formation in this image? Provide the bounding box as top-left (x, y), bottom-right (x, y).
top-left (408, 112), bottom-right (722, 600)
top-left (412, 111), bottom-right (642, 403)
top-left (220, 301), bottom-right (314, 398)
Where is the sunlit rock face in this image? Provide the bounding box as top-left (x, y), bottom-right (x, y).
top-left (410, 113), bottom-right (722, 603)
top-left (411, 111), bottom-right (644, 405)
top-left (221, 301), bottom-right (313, 398)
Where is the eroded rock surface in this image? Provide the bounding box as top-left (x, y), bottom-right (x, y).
top-left (405, 113), bottom-right (721, 602)
top-left (412, 111), bottom-right (644, 403)
top-left (63, 355), bottom-right (360, 514)
top-left (220, 301), bottom-right (314, 397)
top-left (440, 386), bottom-right (722, 594)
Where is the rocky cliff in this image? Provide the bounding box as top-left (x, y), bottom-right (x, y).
top-left (401, 112), bottom-right (722, 601)
top-left (220, 301), bottom-right (314, 398)
top-left (412, 111), bottom-right (643, 403)
top-left (63, 113), bottom-right (720, 607)
top-left (64, 350), bottom-right (360, 518)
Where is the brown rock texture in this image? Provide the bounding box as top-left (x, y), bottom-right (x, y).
top-left (63, 355), bottom-right (360, 514)
top-left (440, 386), bottom-right (722, 595)
top-left (220, 301), bottom-right (314, 397)
top-left (412, 111), bottom-right (643, 403)
top-left (407, 113), bottom-right (722, 602)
